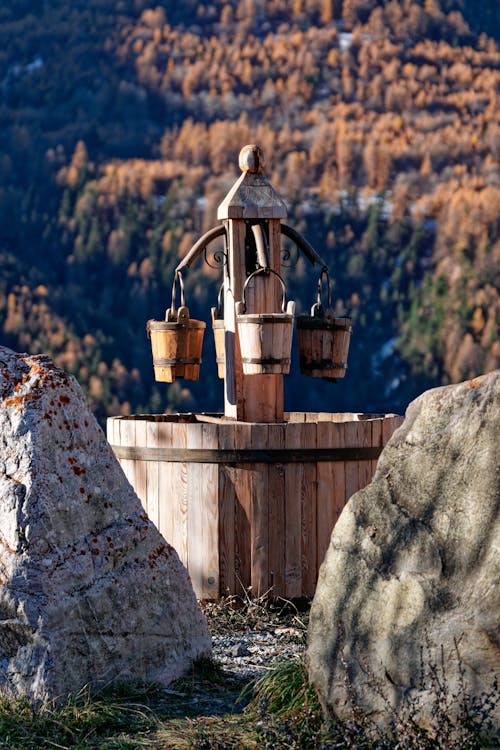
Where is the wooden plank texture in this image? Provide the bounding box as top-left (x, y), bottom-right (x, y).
top-left (157, 420), bottom-right (174, 544)
top-left (202, 422), bottom-right (219, 599)
top-left (146, 419), bottom-right (159, 529)
top-left (118, 418), bottom-right (136, 490)
top-left (316, 421), bottom-right (336, 571)
top-left (330, 421), bottom-right (347, 525)
top-left (170, 422), bottom-right (189, 573)
top-left (109, 413), bottom-right (404, 600)
top-left (187, 423), bottom-right (203, 599)
top-left (250, 423), bottom-right (269, 596)
top-left (234, 423), bottom-right (252, 595)
top-left (358, 419), bottom-right (373, 491)
top-left (344, 421), bottom-right (361, 503)
top-left (218, 423), bottom-right (237, 596)
top-left (284, 422), bottom-right (302, 598)
top-left (300, 422), bottom-right (317, 595)
top-left (268, 423), bottom-right (285, 596)
top-left (371, 417), bottom-right (382, 475)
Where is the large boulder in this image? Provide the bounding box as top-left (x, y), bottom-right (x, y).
top-left (307, 371), bottom-right (499, 731)
top-left (0, 347), bottom-right (211, 702)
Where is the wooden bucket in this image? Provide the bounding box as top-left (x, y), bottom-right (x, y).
top-left (297, 270), bottom-right (351, 379)
top-left (211, 308), bottom-right (225, 379)
top-left (211, 285), bottom-right (225, 379)
top-left (147, 273), bottom-right (205, 383)
top-left (236, 269), bottom-right (295, 375)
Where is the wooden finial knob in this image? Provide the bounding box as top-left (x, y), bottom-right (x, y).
top-left (239, 144), bottom-right (265, 174)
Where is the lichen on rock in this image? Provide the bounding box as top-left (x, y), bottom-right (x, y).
top-left (0, 347), bottom-right (211, 703)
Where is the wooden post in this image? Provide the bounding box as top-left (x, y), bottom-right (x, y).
top-left (217, 145), bottom-right (288, 423)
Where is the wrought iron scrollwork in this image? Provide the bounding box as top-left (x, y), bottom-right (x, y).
top-left (204, 243), bottom-right (227, 269)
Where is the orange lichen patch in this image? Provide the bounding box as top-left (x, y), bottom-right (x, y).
top-left (71, 466), bottom-right (86, 476)
top-left (467, 376), bottom-right (485, 389)
top-left (4, 392), bottom-right (38, 409)
top-left (0, 532), bottom-right (16, 554)
top-left (79, 487), bottom-right (85, 494)
top-left (59, 395), bottom-right (71, 405)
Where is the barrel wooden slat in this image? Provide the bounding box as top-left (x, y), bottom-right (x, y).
top-left (146, 420), bottom-right (159, 530)
top-left (218, 423), bottom-right (237, 595)
top-left (250, 423), bottom-right (269, 597)
top-left (234, 423), bottom-right (252, 595)
top-left (358, 420), bottom-right (373, 491)
top-left (157, 421), bottom-right (174, 543)
top-left (268, 423), bottom-right (285, 596)
top-left (134, 421), bottom-right (148, 513)
top-left (371, 417), bottom-right (382, 475)
top-left (344, 421), bottom-right (361, 503)
top-left (284, 422), bottom-right (303, 598)
top-left (186, 423), bottom-right (204, 598)
top-left (383, 414), bottom-right (403, 445)
top-left (171, 422), bottom-right (189, 573)
top-left (118, 418), bottom-right (136, 490)
top-left (301, 422), bottom-right (317, 596)
top-left (202, 422), bottom-right (219, 599)
top-left (330, 421), bottom-right (347, 526)
top-left (316, 421), bottom-right (338, 569)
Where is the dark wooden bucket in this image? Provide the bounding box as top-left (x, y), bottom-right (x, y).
top-left (297, 269), bottom-right (351, 379)
top-left (297, 314), bottom-right (352, 379)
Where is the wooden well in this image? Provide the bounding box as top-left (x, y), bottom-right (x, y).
top-left (115, 146), bottom-right (403, 600)
top-left (107, 412), bottom-right (403, 600)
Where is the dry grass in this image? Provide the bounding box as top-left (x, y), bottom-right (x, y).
top-left (0, 599), bottom-right (497, 750)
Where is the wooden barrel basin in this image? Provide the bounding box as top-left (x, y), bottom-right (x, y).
top-left (107, 412), bottom-right (403, 600)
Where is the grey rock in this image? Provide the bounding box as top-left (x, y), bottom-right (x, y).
top-left (230, 642), bottom-right (250, 658)
top-left (0, 347), bottom-right (211, 702)
top-left (307, 371), bottom-right (500, 731)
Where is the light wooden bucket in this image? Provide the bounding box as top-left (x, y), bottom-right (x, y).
top-left (236, 269), bottom-right (295, 375)
top-left (147, 273), bottom-right (205, 383)
top-left (211, 307), bottom-right (225, 379)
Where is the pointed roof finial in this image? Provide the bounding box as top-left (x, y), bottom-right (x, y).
top-left (217, 144), bottom-right (287, 220)
top-left (238, 144), bottom-right (265, 174)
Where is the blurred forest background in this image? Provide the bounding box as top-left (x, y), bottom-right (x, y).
top-left (0, 0), bottom-right (499, 423)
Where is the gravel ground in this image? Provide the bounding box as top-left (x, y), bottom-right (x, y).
top-left (211, 625), bottom-right (306, 679)
top-left (163, 598), bottom-right (310, 716)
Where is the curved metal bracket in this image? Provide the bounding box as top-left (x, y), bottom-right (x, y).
top-left (280, 223), bottom-right (328, 270)
top-left (175, 224), bottom-right (227, 272)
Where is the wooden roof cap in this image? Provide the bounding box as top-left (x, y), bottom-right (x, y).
top-left (217, 144), bottom-right (288, 220)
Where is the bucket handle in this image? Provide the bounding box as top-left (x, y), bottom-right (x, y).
top-left (311, 269), bottom-right (333, 317)
top-left (216, 283), bottom-right (224, 317)
top-left (241, 268), bottom-right (288, 313)
top-left (168, 271), bottom-right (186, 319)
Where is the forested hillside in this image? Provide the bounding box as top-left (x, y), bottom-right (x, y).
top-left (0, 0), bottom-right (498, 422)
